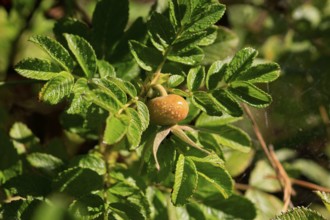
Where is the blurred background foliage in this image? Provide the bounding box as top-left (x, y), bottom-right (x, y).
top-left (0, 0), bottom-right (329, 218)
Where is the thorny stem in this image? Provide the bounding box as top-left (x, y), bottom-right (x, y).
top-left (242, 104), bottom-right (293, 211)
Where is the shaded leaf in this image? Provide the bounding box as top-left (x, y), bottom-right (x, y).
top-left (148, 12), bottom-right (176, 51)
top-left (206, 60), bottom-right (227, 90)
top-left (91, 0), bottom-right (129, 58)
top-left (228, 81), bottom-right (272, 107)
top-left (187, 66), bottom-right (205, 91)
top-left (52, 168), bottom-right (103, 197)
top-left (234, 63), bottom-right (280, 83)
top-left (212, 89), bottom-right (243, 117)
top-left (192, 91), bottom-right (223, 116)
top-left (129, 40), bottom-right (163, 71)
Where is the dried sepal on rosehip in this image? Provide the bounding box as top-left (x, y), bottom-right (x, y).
top-left (147, 94), bottom-right (189, 126)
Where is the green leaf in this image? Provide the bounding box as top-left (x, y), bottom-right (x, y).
top-left (225, 47), bottom-right (258, 82)
top-left (192, 91), bottom-right (223, 116)
top-left (52, 168), bottom-right (103, 197)
top-left (172, 154), bottom-right (198, 206)
top-left (107, 77), bottom-right (137, 98)
top-left (136, 101), bottom-right (149, 131)
top-left (202, 26), bottom-right (239, 65)
top-left (315, 191), bottom-right (330, 212)
top-left (9, 122), bottom-right (39, 153)
top-left (245, 189), bottom-right (283, 220)
top-left (211, 89), bottom-right (243, 117)
top-left (187, 66), bottom-right (205, 91)
top-left (173, 31), bottom-right (208, 53)
top-left (197, 124), bottom-right (251, 152)
top-left (291, 159), bottom-right (330, 188)
top-left (69, 194), bottom-right (104, 219)
top-left (234, 63), bottom-right (280, 83)
top-left (182, 3), bottom-right (225, 34)
top-left (147, 139), bottom-right (176, 183)
top-left (39, 71), bottom-right (74, 104)
top-left (109, 203), bottom-right (145, 220)
top-left (228, 81), bottom-right (272, 107)
top-left (249, 160), bottom-right (281, 192)
top-left (191, 155), bottom-right (233, 199)
top-left (0, 198), bottom-right (41, 220)
top-left (225, 150), bottom-right (254, 177)
top-left (64, 34), bottom-right (97, 78)
top-left (89, 89), bottom-right (121, 112)
top-left (168, 74), bottom-right (185, 87)
top-left (0, 131), bottom-right (19, 171)
top-left (91, 0), bottom-right (128, 58)
top-left (168, 46), bottom-right (204, 65)
top-left (109, 181), bottom-right (150, 219)
top-left (148, 12), bottom-right (176, 52)
top-left (67, 78), bottom-right (91, 114)
top-left (103, 114), bottom-right (129, 145)
top-left (14, 58), bottom-right (61, 80)
top-left (206, 60), bottom-right (227, 90)
top-left (129, 40), bottom-right (163, 71)
top-left (97, 60), bottom-right (116, 78)
top-left (196, 112), bottom-right (243, 127)
top-left (273, 207), bottom-right (326, 220)
top-left (4, 174), bottom-right (51, 197)
top-left (202, 194), bottom-right (257, 220)
top-left (198, 26), bottom-right (218, 46)
top-left (126, 108), bottom-right (143, 149)
top-left (26, 153), bottom-right (63, 175)
top-left (68, 154), bottom-right (106, 176)
top-left (29, 35), bottom-right (74, 71)
top-left (53, 17), bottom-right (90, 46)
top-left (92, 78), bottom-right (127, 104)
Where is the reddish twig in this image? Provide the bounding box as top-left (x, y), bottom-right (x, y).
top-left (291, 178), bottom-right (330, 193)
top-left (242, 104), bottom-right (293, 211)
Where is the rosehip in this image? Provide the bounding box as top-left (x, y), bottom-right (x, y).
top-left (147, 94), bottom-right (189, 126)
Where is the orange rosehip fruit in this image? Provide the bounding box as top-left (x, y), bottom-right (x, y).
top-left (147, 94), bottom-right (189, 126)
